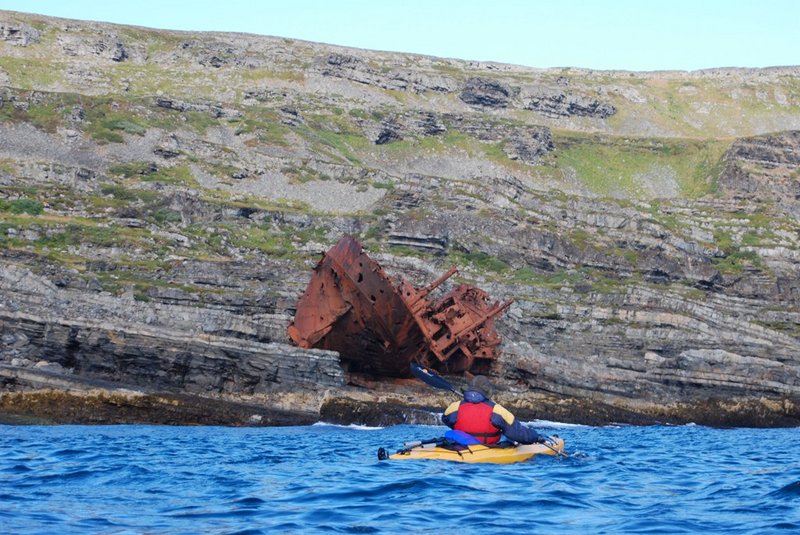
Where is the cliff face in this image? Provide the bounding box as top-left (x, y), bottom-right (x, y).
top-left (1, 11), bottom-right (799, 427)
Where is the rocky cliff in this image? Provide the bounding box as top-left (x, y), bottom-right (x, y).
top-left (1, 10), bottom-right (799, 427)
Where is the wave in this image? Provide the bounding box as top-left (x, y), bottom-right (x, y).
top-left (771, 480), bottom-right (800, 497)
top-left (527, 419), bottom-right (592, 428)
top-left (312, 421), bottom-right (384, 430)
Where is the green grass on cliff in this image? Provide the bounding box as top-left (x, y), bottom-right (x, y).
top-left (0, 87), bottom-right (243, 145)
top-left (551, 133), bottom-right (728, 199)
top-left (603, 76), bottom-right (800, 138)
top-left (0, 90), bottom-right (79, 132)
top-left (0, 56), bottom-right (67, 89)
top-left (295, 116), bottom-right (368, 165)
top-left (228, 226), bottom-right (294, 257)
top-left (107, 163), bottom-right (197, 187)
top-left (0, 198), bottom-right (44, 215)
top-left (235, 110), bottom-right (292, 146)
top-left (449, 249), bottom-right (510, 274)
top-left (0, 212), bottom-right (167, 258)
top-left (379, 130), bottom-right (492, 160)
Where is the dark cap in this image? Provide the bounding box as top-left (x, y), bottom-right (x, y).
top-left (467, 375), bottom-right (494, 399)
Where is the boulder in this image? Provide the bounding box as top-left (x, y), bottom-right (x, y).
top-left (523, 88), bottom-right (616, 118)
top-left (459, 77), bottom-right (513, 108)
top-left (0, 22), bottom-right (40, 46)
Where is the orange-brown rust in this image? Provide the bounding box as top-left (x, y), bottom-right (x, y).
top-left (288, 236), bottom-right (512, 377)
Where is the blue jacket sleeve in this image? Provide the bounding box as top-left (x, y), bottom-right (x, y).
top-left (499, 419), bottom-right (540, 444)
top-left (490, 404), bottom-right (540, 444)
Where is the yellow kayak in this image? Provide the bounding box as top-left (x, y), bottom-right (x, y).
top-left (385, 437), bottom-right (565, 464)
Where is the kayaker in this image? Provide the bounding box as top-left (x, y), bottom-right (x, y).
top-left (442, 375), bottom-right (543, 445)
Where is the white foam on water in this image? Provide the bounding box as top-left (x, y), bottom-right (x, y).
top-left (526, 419), bottom-right (592, 428)
top-left (312, 421), bottom-right (384, 430)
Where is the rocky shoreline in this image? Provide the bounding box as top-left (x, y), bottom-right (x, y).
top-left (4, 368), bottom-right (797, 428)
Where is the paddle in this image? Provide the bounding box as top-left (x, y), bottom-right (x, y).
top-left (409, 362), bottom-right (569, 458)
top-left (402, 437), bottom-right (441, 448)
top-left (378, 437), bottom-right (443, 460)
top-left (410, 361), bottom-right (462, 396)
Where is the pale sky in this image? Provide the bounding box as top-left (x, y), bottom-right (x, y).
top-left (2, 0), bottom-right (799, 71)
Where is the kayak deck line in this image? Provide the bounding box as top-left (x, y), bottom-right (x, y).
top-left (378, 436), bottom-right (566, 464)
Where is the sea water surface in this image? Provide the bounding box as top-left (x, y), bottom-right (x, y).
top-left (1, 422), bottom-right (798, 534)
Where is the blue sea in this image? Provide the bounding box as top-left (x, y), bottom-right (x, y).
top-left (1, 422), bottom-right (798, 534)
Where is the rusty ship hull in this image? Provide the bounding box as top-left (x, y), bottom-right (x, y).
top-left (288, 236), bottom-right (512, 377)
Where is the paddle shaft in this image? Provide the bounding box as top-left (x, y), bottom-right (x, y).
top-left (409, 362), bottom-right (461, 396)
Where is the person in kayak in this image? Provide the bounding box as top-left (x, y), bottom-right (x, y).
top-left (442, 375), bottom-right (543, 445)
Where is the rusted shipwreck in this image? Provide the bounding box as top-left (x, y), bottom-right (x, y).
top-left (287, 236), bottom-right (512, 377)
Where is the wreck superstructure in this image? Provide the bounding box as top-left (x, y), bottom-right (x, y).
top-left (287, 236), bottom-right (512, 376)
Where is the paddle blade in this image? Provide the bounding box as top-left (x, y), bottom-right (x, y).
top-left (410, 362), bottom-right (458, 393)
top-left (402, 437), bottom-right (441, 447)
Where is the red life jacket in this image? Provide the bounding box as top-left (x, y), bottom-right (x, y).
top-left (454, 401), bottom-right (502, 444)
